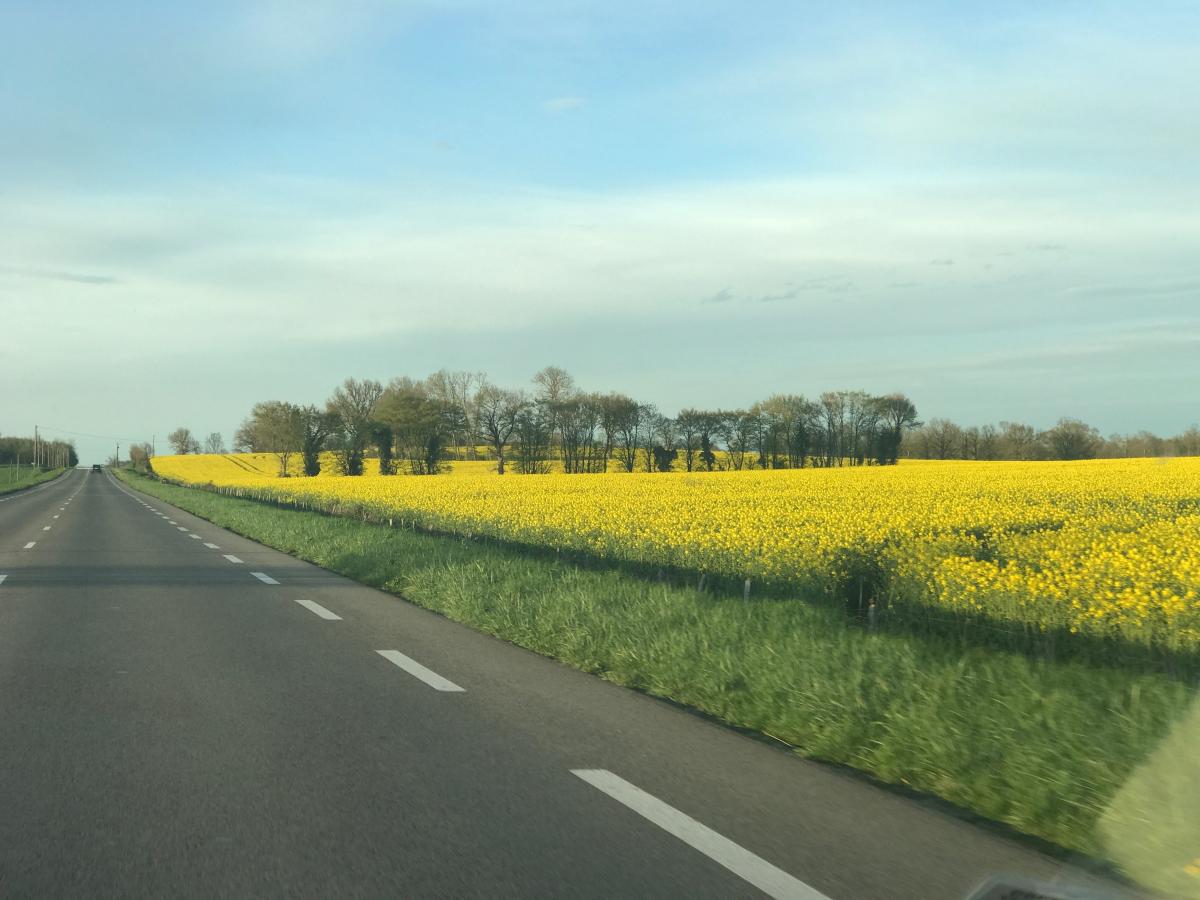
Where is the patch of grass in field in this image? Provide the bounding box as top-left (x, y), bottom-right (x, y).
top-left (117, 468), bottom-right (1196, 871)
top-left (0, 466), bottom-right (64, 495)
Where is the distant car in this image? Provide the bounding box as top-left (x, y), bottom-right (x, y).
top-left (92, 464), bottom-right (102, 472)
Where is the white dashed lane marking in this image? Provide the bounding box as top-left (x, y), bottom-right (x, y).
top-left (291, 597), bottom-right (341, 620)
top-left (570, 769), bottom-right (828, 900)
top-left (376, 650), bottom-right (465, 692)
top-left (110, 477), bottom-right (345, 624)
top-left (22, 542), bottom-right (36, 550)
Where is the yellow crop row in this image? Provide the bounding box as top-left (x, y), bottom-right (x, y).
top-left (151, 453), bottom-right (1200, 650)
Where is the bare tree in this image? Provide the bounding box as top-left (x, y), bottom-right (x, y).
top-left (977, 423), bottom-right (1001, 460)
top-left (263, 403), bottom-right (304, 476)
top-left (1173, 425), bottom-right (1200, 456)
top-left (923, 418), bottom-right (964, 460)
top-left (233, 402), bottom-right (303, 475)
top-left (751, 398), bottom-right (788, 469)
top-left (960, 426), bottom-right (981, 460)
top-left (596, 393), bottom-right (631, 467)
top-left (532, 366), bottom-right (575, 406)
top-left (1122, 430), bottom-right (1167, 457)
top-left (843, 391), bottom-right (880, 466)
top-left (721, 410), bottom-right (758, 471)
top-left (818, 392), bottom-right (846, 466)
top-left (612, 399), bottom-right (649, 473)
top-left (998, 421), bottom-right (1040, 460)
top-left (674, 410), bottom-right (703, 471)
top-left (475, 384), bottom-right (526, 475)
top-left (326, 378), bottom-right (384, 475)
top-left (512, 402), bottom-right (552, 474)
top-left (167, 427), bottom-right (200, 455)
top-left (533, 366), bottom-right (576, 454)
top-left (204, 432), bottom-right (226, 454)
top-left (556, 394), bottom-right (605, 474)
top-left (426, 370), bottom-right (486, 460)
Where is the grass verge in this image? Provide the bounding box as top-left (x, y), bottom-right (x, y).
top-left (0, 466), bottom-right (65, 496)
top-left (117, 468), bottom-right (1197, 879)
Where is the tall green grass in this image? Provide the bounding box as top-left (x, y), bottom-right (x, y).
top-left (0, 465), bottom-right (64, 496)
top-left (117, 469), bottom-right (1197, 880)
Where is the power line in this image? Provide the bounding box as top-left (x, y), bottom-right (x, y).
top-left (33, 425), bottom-right (150, 444)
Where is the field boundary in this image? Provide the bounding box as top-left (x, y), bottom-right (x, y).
top-left (143, 468), bottom-right (1199, 679)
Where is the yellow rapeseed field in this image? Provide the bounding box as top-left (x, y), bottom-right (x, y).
top-left (152, 453), bottom-right (1200, 650)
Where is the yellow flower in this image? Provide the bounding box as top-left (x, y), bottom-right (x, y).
top-left (152, 454), bottom-right (1200, 650)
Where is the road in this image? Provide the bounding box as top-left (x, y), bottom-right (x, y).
top-left (0, 469), bottom-right (1136, 899)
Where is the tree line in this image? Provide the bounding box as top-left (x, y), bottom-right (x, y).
top-left (163, 368), bottom-right (920, 477)
top-left (904, 418), bottom-right (1200, 461)
top-left (0, 435), bottom-right (79, 469)
top-left (162, 367), bottom-right (1198, 476)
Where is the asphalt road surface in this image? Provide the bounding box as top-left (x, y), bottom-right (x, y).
top-left (0, 469), bottom-right (1139, 899)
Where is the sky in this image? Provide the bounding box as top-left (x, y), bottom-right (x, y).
top-left (1, 1), bottom-right (1198, 463)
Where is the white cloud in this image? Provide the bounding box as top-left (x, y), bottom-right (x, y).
top-left (4, 170), bottom-right (1197, 362)
top-left (542, 96), bottom-right (586, 113)
top-left (673, 18), bottom-right (1200, 177)
top-left (3, 170), bottom-right (1196, 458)
top-left (225, 0), bottom-right (421, 66)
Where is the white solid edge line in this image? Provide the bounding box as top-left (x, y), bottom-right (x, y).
top-left (223, 554), bottom-right (243, 564)
top-left (570, 769), bottom-right (829, 900)
top-left (23, 542), bottom-right (36, 549)
top-left (292, 597), bottom-right (342, 620)
top-left (250, 571), bottom-right (280, 584)
top-left (203, 543), bottom-right (220, 550)
top-left (376, 650), bottom-right (465, 692)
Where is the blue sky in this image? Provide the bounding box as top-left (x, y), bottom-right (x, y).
top-left (1, 1), bottom-right (1197, 462)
